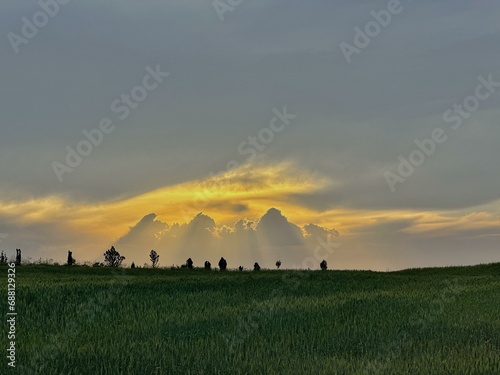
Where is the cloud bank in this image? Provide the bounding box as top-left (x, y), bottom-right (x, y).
top-left (116, 208), bottom-right (339, 269)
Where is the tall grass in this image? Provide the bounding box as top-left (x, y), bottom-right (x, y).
top-left (1, 263), bottom-right (499, 374)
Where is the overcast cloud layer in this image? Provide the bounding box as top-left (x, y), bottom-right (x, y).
top-left (1, 0), bottom-right (499, 270)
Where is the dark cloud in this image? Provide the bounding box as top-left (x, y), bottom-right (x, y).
top-left (204, 202), bottom-right (249, 213)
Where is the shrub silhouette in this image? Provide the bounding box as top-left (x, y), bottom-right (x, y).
top-left (276, 260), bottom-right (281, 269)
top-left (204, 261), bottom-right (211, 270)
top-left (238, 266), bottom-right (243, 271)
top-left (186, 258), bottom-right (193, 269)
top-left (103, 246), bottom-right (125, 267)
top-left (254, 262), bottom-right (261, 271)
top-left (218, 257), bottom-right (227, 271)
top-left (0, 251), bottom-right (7, 264)
top-left (131, 262), bottom-right (136, 269)
top-left (320, 260), bottom-right (327, 270)
top-left (67, 250), bottom-right (75, 266)
top-left (150, 250), bottom-right (160, 268)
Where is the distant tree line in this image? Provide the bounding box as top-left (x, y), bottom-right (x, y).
top-left (0, 246), bottom-right (330, 271)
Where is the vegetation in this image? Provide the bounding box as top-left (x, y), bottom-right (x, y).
top-left (218, 257), bottom-right (227, 271)
top-left (1, 263), bottom-right (499, 374)
top-left (103, 246), bottom-right (125, 267)
top-left (67, 250), bottom-right (75, 266)
top-left (149, 250), bottom-right (160, 268)
top-left (15, 248), bottom-right (21, 265)
top-left (320, 259), bottom-right (328, 270)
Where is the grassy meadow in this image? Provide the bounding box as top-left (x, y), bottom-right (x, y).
top-left (1, 263), bottom-right (499, 374)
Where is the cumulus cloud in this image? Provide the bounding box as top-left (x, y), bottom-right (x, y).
top-left (303, 223), bottom-right (339, 238)
top-left (115, 208), bottom-right (339, 268)
top-left (117, 213), bottom-right (167, 247)
top-left (255, 208), bottom-right (303, 247)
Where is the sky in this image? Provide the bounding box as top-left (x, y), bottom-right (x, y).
top-left (0, 0), bottom-right (499, 270)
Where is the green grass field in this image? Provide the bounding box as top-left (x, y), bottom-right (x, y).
top-left (2, 263), bottom-right (499, 374)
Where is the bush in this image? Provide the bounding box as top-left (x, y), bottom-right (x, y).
top-left (218, 257), bottom-right (227, 271)
top-left (320, 260), bottom-right (327, 270)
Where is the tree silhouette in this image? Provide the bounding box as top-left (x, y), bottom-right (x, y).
top-left (131, 262), bottom-right (136, 269)
top-left (218, 257), bottom-right (227, 271)
top-left (254, 262), bottom-right (261, 271)
top-left (204, 261), bottom-right (211, 270)
top-left (67, 250), bottom-right (75, 266)
top-left (0, 251), bottom-right (6, 264)
top-left (103, 246), bottom-right (125, 267)
top-left (276, 260), bottom-right (281, 269)
top-left (150, 250), bottom-right (160, 268)
top-left (320, 260), bottom-right (327, 270)
top-left (186, 258), bottom-right (193, 269)
top-left (15, 249), bottom-right (21, 266)
top-left (238, 266), bottom-right (243, 271)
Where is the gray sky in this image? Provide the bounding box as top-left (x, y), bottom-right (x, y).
top-left (1, 0), bottom-right (499, 270)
